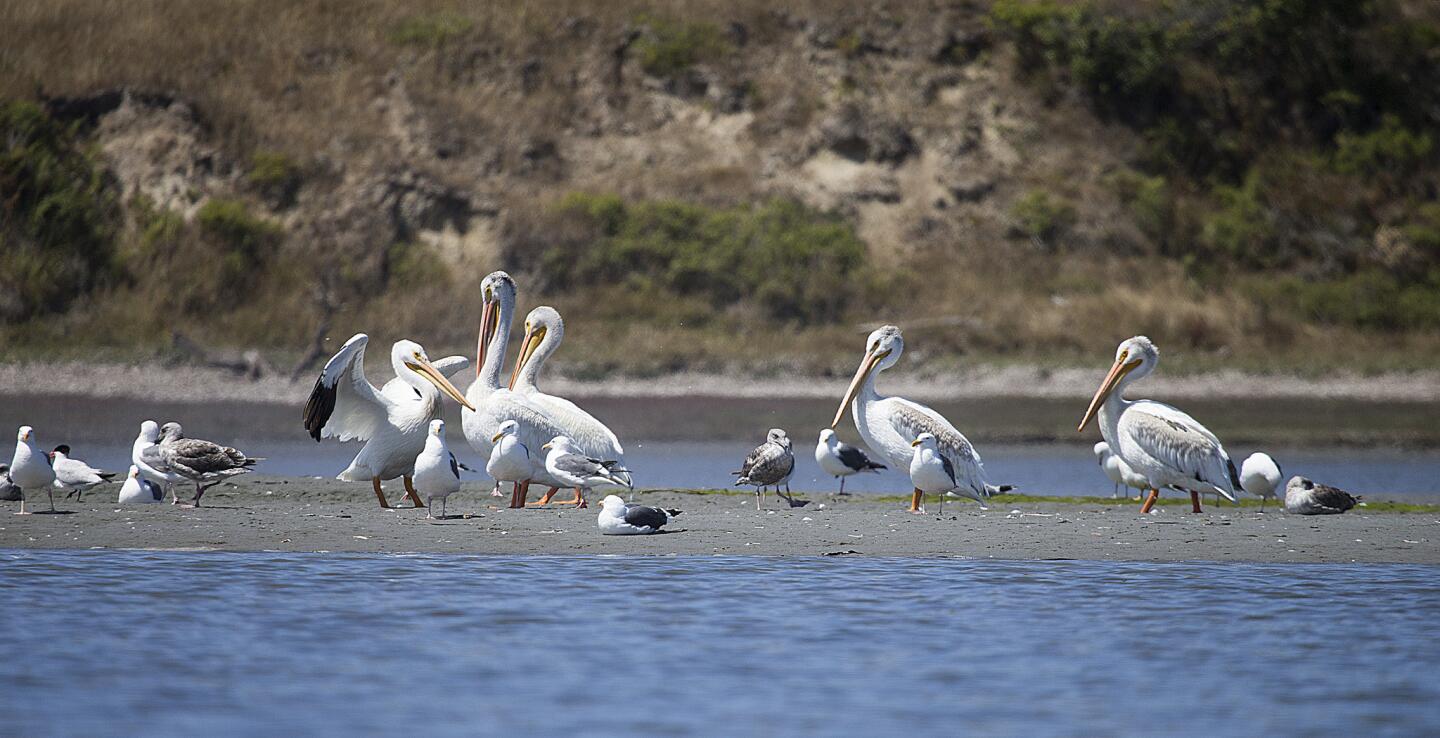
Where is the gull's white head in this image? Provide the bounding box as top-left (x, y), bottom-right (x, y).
top-left (1079, 336), bottom-right (1160, 432)
top-left (139, 420), bottom-right (160, 443)
top-left (600, 494), bottom-right (626, 512)
top-left (128, 465), bottom-right (142, 479)
top-left (542, 435), bottom-right (576, 452)
top-left (910, 432), bottom-right (938, 450)
top-left (1093, 442), bottom-right (1111, 462)
top-left (429, 418), bottom-right (446, 436)
top-left (491, 419), bottom-right (520, 443)
top-left (818, 428), bottom-right (837, 445)
top-left (832, 325), bottom-right (904, 428)
top-left (17, 425), bottom-right (34, 443)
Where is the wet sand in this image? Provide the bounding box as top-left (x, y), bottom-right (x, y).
top-left (2, 476), bottom-right (1436, 564)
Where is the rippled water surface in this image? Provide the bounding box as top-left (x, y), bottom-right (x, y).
top-left (3, 550), bottom-right (1438, 736)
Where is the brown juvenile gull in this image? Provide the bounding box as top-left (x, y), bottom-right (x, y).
top-left (141, 422), bottom-right (260, 507)
top-left (733, 428), bottom-right (797, 510)
top-left (1284, 476), bottom-right (1360, 515)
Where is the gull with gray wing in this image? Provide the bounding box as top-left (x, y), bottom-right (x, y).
top-left (733, 428), bottom-right (796, 510)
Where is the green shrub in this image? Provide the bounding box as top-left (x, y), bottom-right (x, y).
top-left (1009, 189), bottom-right (1077, 245)
top-left (532, 194), bottom-right (866, 324)
top-left (1250, 270), bottom-right (1440, 331)
top-left (247, 150), bottom-right (302, 206)
top-left (1109, 168), bottom-right (1171, 243)
top-left (0, 100), bottom-right (119, 320)
top-left (634, 15), bottom-right (729, 78)
top-left (1332, 116), bottom-right (1434, 176)
top-left (390, 12), bottom-right (473, 47)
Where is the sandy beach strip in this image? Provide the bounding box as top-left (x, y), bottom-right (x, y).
top-left (1, 477), bottom-right (1436, 564)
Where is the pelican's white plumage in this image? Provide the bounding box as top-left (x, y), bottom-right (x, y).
top-left (1240, 452), bottom-right (1283, 511)
top-left (508, 306), bottom-right (631, 501)
top-left (831, 326), bottom-right (1002, 512)
top-left (118, 465), bottom-right (164, 504)
top-left (413, 419), bottom-right (462, 519)
top-left (303, 334), bottom-right (473, 508)
top-left (10, 425), bottom-right (55, 513)
top-left (1079, 336), bottom-right (1240, 514)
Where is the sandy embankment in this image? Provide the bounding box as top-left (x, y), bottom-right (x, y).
top-left (1, 476), bottom-right (1435, 564)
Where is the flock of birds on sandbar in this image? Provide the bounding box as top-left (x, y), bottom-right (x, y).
top-left (5, 271), bottom-right (1367, 532)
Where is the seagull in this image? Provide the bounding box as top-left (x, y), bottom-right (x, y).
top-left (1078, 336), bottom-right (1240, 514)
top-left (541, 436), bottom-right (631, 509)
top-left (1094, 442), bottom-right (1147, 499)
top-left (303, 334), bottom-right (473, 508)
top-left (50, 445), bottom-right (115, 502)
top-left (1284, 476), bottom-right (1360, 515)
top-left (486, 420), bottom-right (532, 508)
top-left (10, 426), bottom-right (55, 514)
top-left (0, 465), bottom-right (22, 502)
top-left (597, 494), bottom-right (681, 535)
top-left (733, 428), bottom-right (796, 510)
top-left (413, 419), bottom-right (462, 519)
top-left (909, 432), bottom-right (988, 514)
top-left (141, 423), bottom-right (260, 507)
top-left (133, 420), bottom-right (182, 503)
top-left (831, 326), bottom-right (1008, 512)
top-left (815, 429), bottom-right (885, 494)
top-left (1240, 453), bottom-right (1283, 512)
top-left (118, 465), bottom-right (164, 504)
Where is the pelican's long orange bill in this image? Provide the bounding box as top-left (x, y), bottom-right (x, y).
top-left (831, 349), bottom-right (889, 429)
top-left (1078, 356), bottom-right (1139, 432)
top-left (408, 358), bottom-right (476, 411)
top-left (507, 325), bottom-right (546, 390)
top-left (476, 298), bottom-right (500, 377)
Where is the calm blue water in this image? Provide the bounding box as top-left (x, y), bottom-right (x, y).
top-left (2, 550), bottom-right (1437, 736)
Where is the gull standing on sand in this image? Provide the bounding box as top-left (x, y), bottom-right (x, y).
top-left (134, 420), bottom-right (182, 502)
top-left (597, 494), bottom-right (680, 535)
top-left (1240, 453), bottom-right (1283, 512)
top-left (507, 305), bottom-right (632, 505)
top-left (413, 419), bottom-right (462, 519)
top-left (733, 429), bottom-right (796, 510)
top-left (816, 429), bottom-right (885, 494)
top-left (118, 466), bottom-right (164, 504)
top-left (141, 423), bottom-right (260, 507)
top-left (486, 420), bottom-right (532, 506)
top-left (1078, 336), bottom-right (1240, 514)
top-left (909, 433), bottom-right (988, 514)
top-left (831, 326), bottom-right (1008, 513)
top-left (1095, 442), bottom-right (1147, 499)
top-left (50, 446), bottom-right (115, 502)
top-left (541, 436), bottom-right (631, 509)
top-left (1285, 477), bottom-right (1360, 515)
top-left (9, 426), bottom-right (55, 514)
top-left (303, 334), bottom-right (473, 509)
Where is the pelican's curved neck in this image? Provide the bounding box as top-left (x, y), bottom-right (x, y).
top-left (1098, 376), bottom-right (1135, 441)
top-left (478, 297), bottom-right (515, 391)
top-left (515, 323), bottom-right (563, 392)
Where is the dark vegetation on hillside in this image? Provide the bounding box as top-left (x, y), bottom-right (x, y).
top-left (1, 0), bottom-right (1437, 374)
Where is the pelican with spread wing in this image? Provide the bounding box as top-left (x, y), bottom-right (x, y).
top-left (831, 325), bottom-right (1007, 512)
top-left (1078, 336), bottom-right (1240, 514)
top-left (508, 306), bottom-right (631, 505)
top-left (303, 334), bottom-right (473, 508)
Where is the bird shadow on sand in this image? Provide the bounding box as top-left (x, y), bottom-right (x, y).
top-left (21, 510), bottom-right (77, 515)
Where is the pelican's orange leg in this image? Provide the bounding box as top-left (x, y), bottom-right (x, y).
top-left (402, 476), bottom-right (426, 507)
top-left (373, 477), bottom-right (391, 509)
top-left (510, 480), bottom-right (530, 509)
top-left (1139, 488), bottom-right (1159, 514)
top-left (1190, 490), bottom-right (1203, 514)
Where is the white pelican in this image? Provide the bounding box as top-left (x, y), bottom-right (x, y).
top-left (142, 423), bottom-right (260, 506)
top-left (459, 273), bottom-right (571, 507)
top-left (541, 436), bottom-right (631, 508)
top-left (733, 429), bottom-right (796, 510)
top-left (597, 494), bottom-right (680, 535)
top-left (831, 326), bottom-right (1004, 512)
top-left (118, 466), bottom-right (164, 504)
top-left (50, 445), bottom-right (116, 501)
top-left (133, 420), bottom-right (182, 503)
top-left (10, 425), bottom-right (56, 514)
top-left (1240, 452), bottom-right (1283, 512)
top-left (1284, 476), bottom-right (1359, 515)
top-left (1078, 336), bottom-right (1240, 514)
top-left (815, 429), bottom-right (886, 493)
top-left (303, 334), bottom-right (473, 509)
top-left (909, 432), bottom-right (987, 514)
top-left (508, 306), bottom-right (631, 504)
top-left (413, 419), bottom-right (462, 519)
